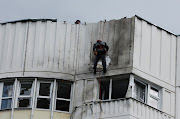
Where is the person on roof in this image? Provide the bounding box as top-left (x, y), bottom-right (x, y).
top-left (93, 40), bottom-right (109, 74)
top-left (75, 20), bottom-right (81, 24)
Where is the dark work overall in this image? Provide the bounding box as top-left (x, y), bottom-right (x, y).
top-left (93, 42), bottom-right (108, 74)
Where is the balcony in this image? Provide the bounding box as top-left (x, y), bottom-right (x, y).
top-left (73, 98), bottom-right (174, 119)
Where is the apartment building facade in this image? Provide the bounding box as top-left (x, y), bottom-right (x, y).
top-left (0, 16), bottom-right (178, 119)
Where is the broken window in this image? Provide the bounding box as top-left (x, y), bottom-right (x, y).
top-left (134, 80), bottom-right (146, 103)
top-left (1, 82), bottom-right (14, 109)
top-left (149, 87), bottom-right (159, 108)
top-left (17, 81), bottom-right (33, 108)
top-left (36, 82), bottom-right (52, 109)
top-left (99, 74), bottom-right (129, 100)
top-left (100, 79), bottom-right (110, 100)
top-left (56, 82), bottom-right (71, 112)
top-left (132, 75), bottom-right (161, 109)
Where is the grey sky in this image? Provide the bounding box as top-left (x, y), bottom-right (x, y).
top-left (0, 0), bottom-right (180, 34)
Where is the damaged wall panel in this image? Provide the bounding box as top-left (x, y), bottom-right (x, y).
top-left (76, 18), bottom-right (134, 73)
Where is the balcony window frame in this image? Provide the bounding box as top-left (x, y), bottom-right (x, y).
top-left (0, 78), bottom-right (73, 113)
top-left (131, 75), bottom-right (161, 109)
top-left (54, 81), bottom-right (72, 112)
top-left (99, 74), bottom-right (130, 101)
top-left (0, 80), bottom-right (15, 110)
top-left (148, 85), bottom-right (161, 109)
top-left (133, 79), bottom-right (148, 103)
top-left (35, 81), bottom-right (53, 110)
top-left (15, 80), bottom-right (34, 108)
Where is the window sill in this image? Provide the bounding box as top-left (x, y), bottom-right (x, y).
top-left (0, 108), bottom-right (12, 111)
top-left (53, 110), bottom-right (70, 114)
top-left (14, 107), bottom-right (32, 110)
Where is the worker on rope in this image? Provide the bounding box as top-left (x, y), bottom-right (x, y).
top-left (93, 40), bottom-right (109, 74)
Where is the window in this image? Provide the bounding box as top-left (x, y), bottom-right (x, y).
top-left (1, 82), bottom-right (14, 109)
top-left (55, 82), bottom-right (71, 112)
top-left (36, 82), bottom-right (53, 109)
top-left (133, 80), bottom-right (147, 103)
top-left (132, 76), bottom-right (161, 109)
top-left (149, 87), bottom-right (159, 108)
top-left (16, 81), bottom-right (33, 108)
top-left (99, 75), bottom-right (129, 100)
top-left (0, 78), bottom-right (72, 112)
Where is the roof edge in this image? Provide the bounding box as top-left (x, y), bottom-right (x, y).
top-left (1, 18), bottom-right (57, 24)
top-left (135, 15), bottom-right (177, 36)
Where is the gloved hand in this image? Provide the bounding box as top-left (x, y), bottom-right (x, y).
top-left (94, 51), bottom-right (97, 55)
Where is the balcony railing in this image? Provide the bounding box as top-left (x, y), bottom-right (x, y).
top-left (73, 98), bottom-right (174, 119)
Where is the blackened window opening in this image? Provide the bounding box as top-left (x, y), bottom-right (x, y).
top-left (57, 83), bottom-right (71, 99)
top-left (112, 78), bottom-right (129, 99)
top-left (99, 74), bottom-right (130, 100)
top-left (39, 83), bottom-right (51, 96)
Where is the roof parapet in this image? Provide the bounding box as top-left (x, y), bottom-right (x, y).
top-left (1, 18), bottom-right (57, 24)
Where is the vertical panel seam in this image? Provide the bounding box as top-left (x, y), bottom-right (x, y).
top-left (159, 30), bottom-right (162, 77)
top-left (169, 35), bottom-right (172, 83)
top-left (139, 20), bottom-right (142, 67)
top-left (69, 24), bottom-right (74, 70)
top-left (10, 24), bottom-right (16, 69)
top-left (23, 22), bottom-right (29, 75)
top-left (149, 25), bottom-right (153, 73)
top-left (75, 25), bottom-right (80, 74)
top-left (52, 22), bottom-right (58, 70)
top-left (32, 22), bottom-right (38, 68)
top-left (63, 23), bottom-right (67, 69)
top-left (0, 25), bottom-right (5, 71)
top-left (42, 22), bottom-right (48, 68)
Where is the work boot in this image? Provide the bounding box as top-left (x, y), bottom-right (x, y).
top-left (103, 69), bottom-right (107, 73)
top-left (94, 69), bottom-right (96, 74)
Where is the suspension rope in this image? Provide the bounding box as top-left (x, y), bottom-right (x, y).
top-left (98, 67), bottom-right (102, 111)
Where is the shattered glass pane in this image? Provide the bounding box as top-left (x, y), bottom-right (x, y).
top-left (20, 82), bottom-right (32, 95)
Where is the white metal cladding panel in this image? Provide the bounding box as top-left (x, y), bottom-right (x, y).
top-left (162, 89), bottom-right (175, 116)
top-left (133, 17), bottom-right (176, 86)
top-left (0, 23), bottom-right (28, 73)
top-left (25, 21), bottom-right (76, 73)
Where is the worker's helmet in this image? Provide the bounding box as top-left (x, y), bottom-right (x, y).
top-left (97, 40), bottom-right (101, 43)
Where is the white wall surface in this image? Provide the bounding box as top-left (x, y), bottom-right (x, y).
top-left (0, 18), bottom-right (134, 79)
top-left (133, 17), bottom-right (177, 88)
top-left (133, 17), bottom-right (176, 87)
top-left (133, 17), bottom-right (177, 117)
